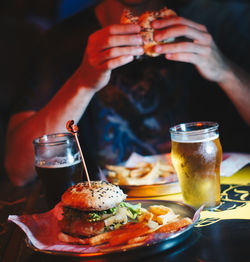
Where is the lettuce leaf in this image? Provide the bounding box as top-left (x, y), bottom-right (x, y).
top-left (119, 202), bottom-right (142, 219)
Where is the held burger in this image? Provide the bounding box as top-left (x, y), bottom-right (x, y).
top-left (58, 181), bottom-right (140, 241)
top-left (121, 7), bottom-right (177, 57)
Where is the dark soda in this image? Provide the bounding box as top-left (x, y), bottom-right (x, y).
top-left (35, 161), bottom-right (83, 209)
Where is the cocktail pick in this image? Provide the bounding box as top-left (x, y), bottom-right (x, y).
top-left (66, 120), bottom-right (91, 187)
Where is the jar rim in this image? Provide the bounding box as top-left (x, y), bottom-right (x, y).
top-left (33, 132), bottom-right (75, 146)
top-left (169, 121), bottom-right (219, 135)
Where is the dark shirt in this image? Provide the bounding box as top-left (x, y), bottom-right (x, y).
top-left (12, 0), bottom-right (250, 178)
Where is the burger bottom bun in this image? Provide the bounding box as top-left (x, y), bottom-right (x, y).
top-left (61, 181), bottom-right (127, 211)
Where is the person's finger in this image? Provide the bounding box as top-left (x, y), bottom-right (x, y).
top-left (88, 24), bottom-right (142, 50)
top-left (164, 52), bottom-right (200, 65)
top-left (103, 34), bottom-right (143, 49)
top-left (88, 34), bottom-right (143, 53)
top-left (152, 16), bottom-right (207, 32)
top-left (98, 55), bottom-right (135, 70)
top-left (90, 46), bottom-right (144, 66)
top-left (105, 24), bottom-right (141, 35)
top-left (155, 42), bottom-right (210, 56)
top-left (154, 24), bottom-right (211, 44)
top-left (91, 24), bottom-right (141, 40)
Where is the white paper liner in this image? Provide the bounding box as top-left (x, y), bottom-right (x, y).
top-left (125, 152), bottom-right (250, 177)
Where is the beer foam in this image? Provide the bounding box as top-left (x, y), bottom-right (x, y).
top-left (171, 133), bottom-right (219, 143)
top-left (35, 157), bottom-right (81, 168)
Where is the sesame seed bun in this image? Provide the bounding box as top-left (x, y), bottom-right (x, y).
top-left (61, 181), bottom-right (127, 211)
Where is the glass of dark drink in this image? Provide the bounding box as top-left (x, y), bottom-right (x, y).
top-left (33, 133), bottom-right (83, 209)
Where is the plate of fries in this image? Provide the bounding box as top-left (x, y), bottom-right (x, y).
top-left (25, 200), bottom-right (200, 259)
top-left (105, 156), bottom-right (181, 197)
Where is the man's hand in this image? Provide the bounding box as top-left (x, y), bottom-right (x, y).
top-left (77, 24), bottom-right (144, 91)
top-left (152, 16), bottom-right (229, 83)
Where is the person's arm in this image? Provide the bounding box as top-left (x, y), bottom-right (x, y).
top-left (151, 16), bottom-right (250, 125)
top-left (5, 73), bottom-right (96, 186)
top-left (216, 59), bottom-right (250, 125)
top-left (5, 24), bottom-right (144, 186)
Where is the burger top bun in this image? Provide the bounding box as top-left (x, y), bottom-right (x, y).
top-left (61, 181), bottom-right (127, 211)
top-left (121, 7), bottom-right (177, 57)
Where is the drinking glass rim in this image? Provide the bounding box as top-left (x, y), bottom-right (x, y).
top-left (33, 132), bottom-right (75, 146)
top-left (169, 121), bottom-right (219, 135)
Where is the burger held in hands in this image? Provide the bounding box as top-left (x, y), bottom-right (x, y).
top-left (121, 7), bottom-right (177, 57)
top-left (57, 181), bottom-right (192, 247)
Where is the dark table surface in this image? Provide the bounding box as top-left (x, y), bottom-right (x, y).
top-left (1, 163), bottom-right (250, 262)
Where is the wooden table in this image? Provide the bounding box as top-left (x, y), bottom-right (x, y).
top-left (1, 163), bottom-right (250, 262)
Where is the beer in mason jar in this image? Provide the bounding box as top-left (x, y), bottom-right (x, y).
top-left (170, 122), bottom-right (222, 209)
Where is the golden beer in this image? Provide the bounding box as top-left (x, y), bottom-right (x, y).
top-left (170, 122), bottom-right (222, 209)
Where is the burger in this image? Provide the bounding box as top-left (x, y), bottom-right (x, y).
top-left (58, 181), bottom-right (140, 240)
top-left (121, 7), bottom-right (177, 57)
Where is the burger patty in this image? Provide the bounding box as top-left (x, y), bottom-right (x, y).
top-left (59, 217), bottom-right (105, 237)
top-left (60, 205), bottom-right (129, 237)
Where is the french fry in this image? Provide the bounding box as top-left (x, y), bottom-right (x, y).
top-left (128, 234), bottom-right (152, 244)
top-left (156, 213), bottom-right (180, 225)
top-left (108, 223), bottom-right (150, 246)
top-left (134, 162), bottom-right (152, 168)
top-left (88, 222), bottom-right (146, 246)
top-left (106, 160), bottom-right (176, 185)
top-left (137, 208), bottom-right (154, 223)
top-left (156, 217), bottom-right (192, 234)
top-left (106, 165), bottom-right (131, 177)
top-left (116, 172), bottom-right (130, 185)
top-left (149, 205), bottom-right (172, 215)
top-left (157, 161), bottom-right (176, 173)
top-left (137, 161), bottom-right (162, 182)
top-left (88, 230), bottom-right (114, 246)
top-left (130, 167), bottom-right (150, 178)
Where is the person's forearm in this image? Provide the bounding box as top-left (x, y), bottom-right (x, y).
top-left (41, 67), bottom-right (96, 131)
top-left (218, 60), bottom-right (250, 125)
top-left (5, 69), bottom-right (96, 186)
top-left (5, 112), bottom-right (39, 186)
